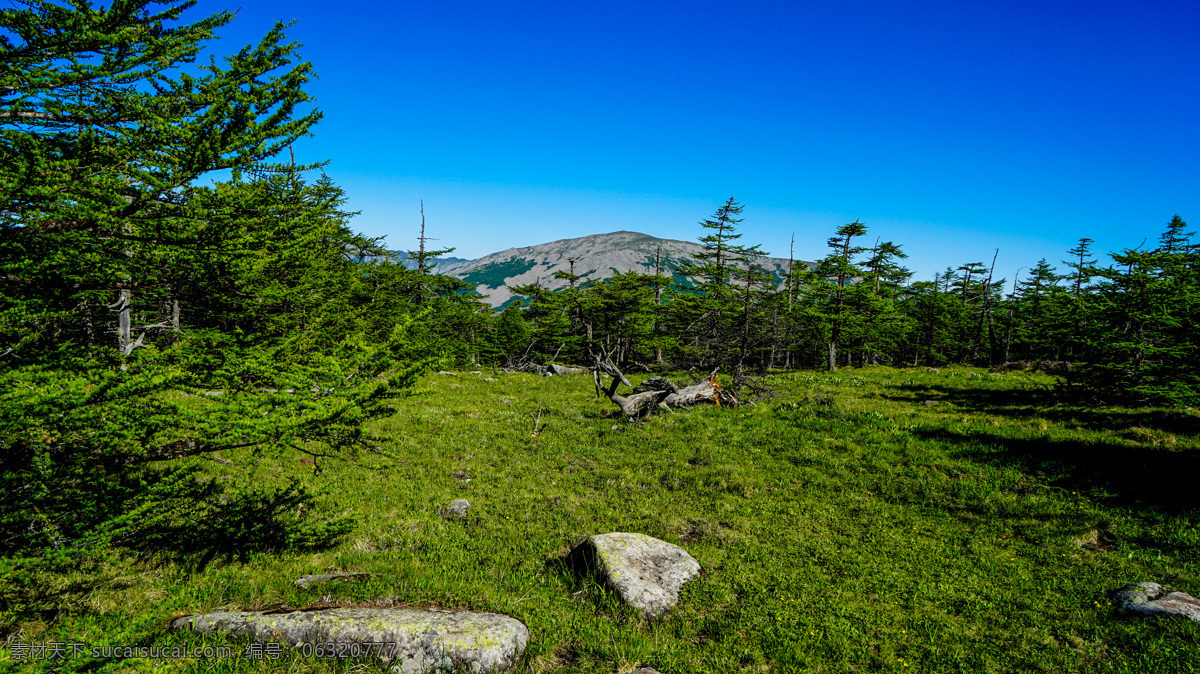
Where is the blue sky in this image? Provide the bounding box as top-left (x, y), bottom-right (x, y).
top-left (206, 0), bottom-right (1198, 283)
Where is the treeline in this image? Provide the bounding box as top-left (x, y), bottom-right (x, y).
top-left (489, 199), bottom-right (1197, 407)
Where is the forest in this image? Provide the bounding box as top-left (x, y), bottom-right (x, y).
top-left (1, 2), bottom-right (1197, 672)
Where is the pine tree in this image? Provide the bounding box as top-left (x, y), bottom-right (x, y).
top-left (852, 239), bottom-right (912, 365)
top-left (1006, 259), bottom-right (1067, 361)
top-left (1060, 238), bottom-right (1097, 360)
top-left (0, 2), bottom-right (431, 584)
top-left (899, 277), bottom-right (962, 366)
top-left (671, 198), bottom-right (767, 371)
top-left (1076, 215), bottom-right (1199, 404)
top-left (405, 201), bottom-right (459, 304)
top-left (0, 1), bottom-right (323, 356)
top-left (810, 221), bottom-right (868, 370)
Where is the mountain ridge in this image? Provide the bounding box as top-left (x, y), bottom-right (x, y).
top-left (413, 230), bottom-right (812, 308)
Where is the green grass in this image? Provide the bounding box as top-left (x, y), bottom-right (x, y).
top-left (5, 366), bottom-right (1199, 672)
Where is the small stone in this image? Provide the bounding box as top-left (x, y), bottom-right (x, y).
top-left (568, 532), bottom-right (701, 620)
top-left (484, 377), bottom-right (498, 382)
top-left (442, 499), bottom-right (471, 519)
top-left (294, 572), bottom-right (378, 589)
top-left (436, 371), bottom-right (457, 376)
top-left (1074, 528), bottom-right (1117, 551)
top-left (922, 400), bottom-right (938, 406)
top-left (1112, 582), bottom-right (1200, 623)
top-left (172, 607), bottom-right (528, 673)
top-left (632, 668), bottom-right (663, 674)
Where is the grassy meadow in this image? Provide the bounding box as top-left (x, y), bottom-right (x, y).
top-left (6, 366), bottom-right (1200, 673)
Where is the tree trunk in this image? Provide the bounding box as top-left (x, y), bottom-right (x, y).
top-left (117, 288), bottom-right (132, 353)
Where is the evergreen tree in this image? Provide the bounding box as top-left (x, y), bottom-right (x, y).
top-left (0, 1), bottom-right (431, 586)
top-left (809, 221), bottom-right (868, 370)
top-left (1006, 259), bottom-right (1067, 361)
top-left (1061, 237), bottom-right (1098, 359)
top-left (486, 302), bottom-right (534, 365)
top-left (588, 271), bottom-right (669, 366)
top-left (670, 198), bottom-right (767, 371)
top-left (899, 277), bottom-right (963, 366)
top-left (405, 201), bottom-right (459, 304)
top-left (1076, 215), bottom-right (1199, 404)
top-left (851, 239), bottom-right (912, 365)
top-left (0, 0), bottom-right (320, 356)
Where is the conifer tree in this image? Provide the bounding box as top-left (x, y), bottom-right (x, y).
top-left (0, 0), bottom-right (321, 356)
top-left (0, 1), bottom-right (432, 583)
top-left (1006, 259), bottom-right (1067, 361)
top-left (405, 201), bottom-right (459, 304)
top-left (1076, 215), bottom-right (1198, 404)
top-left (671, 198), bottom-right (767, 371)
top-left (810, 221), bottom-right (868, 370)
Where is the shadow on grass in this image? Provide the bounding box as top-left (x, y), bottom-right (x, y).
top-left (915, 427), bottom-right (1200, 513)
top-left (148, 478), bottom-right (354, 573)
top-left (0, 472), bottom-right (352, 637)
top-left (888, 384), bottom-right (1200, 436)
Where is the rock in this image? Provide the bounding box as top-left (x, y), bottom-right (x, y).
top-left (484, 377), bottom-right (498, 382)
top-left (990, 361), bottom-right (1033, 373)
top-left (1112, 582), bottom-right (1200, 622)
top-left (1074, 528), bottom-right (1117, 551)
top-left (172, 607), bottom-right (529, 673)
top-left (632, 668), bottom-right (663, 674)
top-left (436, 371), bottom-right (457, 376)
top-left (568, 532), bottom-right (700, 620)
top-left (922, 400), bottom-right (938, 406)
top-left (548, 363), bottom-right (585, 376)
top-left (442, 499), bottom-right (471, 519)
top-left (294, 572), bottom-right (378, 589)
top-left (632, 376), bottom-right (678, 394)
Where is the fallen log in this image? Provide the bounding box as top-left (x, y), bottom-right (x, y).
top-left (502, 361), bottom-right (587, 376)
top-left (592, 356), bottom-right (668, 420)
top-left (664, 369), bottom-right (739, 407)
top-left (592, 357), bottom-right (738, 420)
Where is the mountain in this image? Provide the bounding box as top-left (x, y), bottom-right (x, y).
top-left (441, 230), bottom-right (812, 308)
top-left (383, 250), bottom-right (473, 272)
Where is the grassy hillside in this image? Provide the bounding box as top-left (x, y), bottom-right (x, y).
top-left (6, 367), bottom-right (1198, 672)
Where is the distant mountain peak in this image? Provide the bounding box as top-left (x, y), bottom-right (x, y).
top-left (442, 231), bottom-right (810, 308)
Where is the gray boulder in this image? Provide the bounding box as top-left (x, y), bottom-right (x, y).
top-left (569, 532), bottom-right (700, 619)
top-left (1112, 583), bottom-right (1200, 623)
top-left (172, 607), bottom-right (528, 673)
top-left (548, 363), bottom-right (585, 376)
top-left (442, 499), bottom-right (471, 519)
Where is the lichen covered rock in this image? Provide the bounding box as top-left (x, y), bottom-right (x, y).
top-left (171, 607), bottom-right (528, 673)
top-left (1112, 582), bottom-right (1200, 623)
top-left (442, 499), bottom-right (471, 519)
top-left (570, 532), bottom-right (700, 619)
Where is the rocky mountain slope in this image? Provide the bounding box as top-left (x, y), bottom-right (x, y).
top-left (427, 230), bottom-right (809, 308)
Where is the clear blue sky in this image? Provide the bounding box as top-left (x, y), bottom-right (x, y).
top-left (206, 0), bottom-right (1198, 283)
